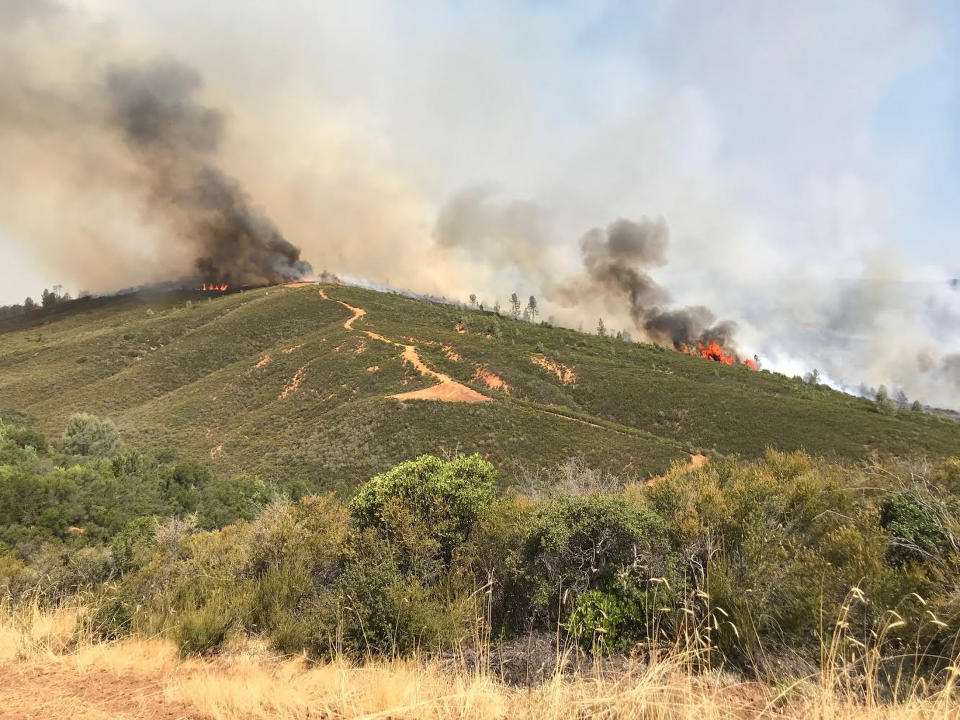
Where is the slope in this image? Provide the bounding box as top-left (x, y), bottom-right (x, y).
top-left (0, 283), bottom-right (957, 491)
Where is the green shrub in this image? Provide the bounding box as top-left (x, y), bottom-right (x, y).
top-left (350, 454), bottom-right (496, 577)
top-left (110, 516), bottom-right (158, 573)
top-left (880, 490), bottom-right (950, 565)
top-left (568, 589), bottom-right (646, 653)
top-left (511, 494), bottom-right (675, 630)
top-left (174, 591), bottom-right (238, 656)
top-left (62, 413), bottom-right (123, 457)
top-left (196, 475), bottom-right (274, 529)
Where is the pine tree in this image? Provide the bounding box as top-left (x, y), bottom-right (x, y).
top-left (510, 293), bottom-right (521, 319)
top-left (527, 296), bottom-right (538, 323)
top-left (596, 318), bottom-right (606, 337)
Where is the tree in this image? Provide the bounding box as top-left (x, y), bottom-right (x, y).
top-left (510, 293), bottom-right (521, 319)
top-left (894, 389), bottom-right (909, 409)
top-left (875, 386), bottom-right (897, 416)
top-left (596, 318), bottom-right (606, 338)
top-left (62, 412), bottom-right (124, 457)
top-left (493, 299), bottom-right (501, 315)
top-left (911, 400), bottom-right (923, 413)
top-left (41, 288), bottom-right (57, 309)
top-left (468, 293), bottom-right (477, 307)
top-left (23, 297), bottom-right (37, 312)
top-left (350, 454), bottom-right (496, 571)
top-left (804, 368), bottom-right (821, 385)
top-left (527, 296), bottom-right (538, 323)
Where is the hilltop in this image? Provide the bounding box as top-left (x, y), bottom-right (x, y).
top-left (1, 282), bottom-right (957, 492)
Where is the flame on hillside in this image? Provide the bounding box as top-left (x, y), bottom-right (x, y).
top-left (682, 340), bottom-right (757, 370)
top-left (200, 283), bottom-right (229, 292)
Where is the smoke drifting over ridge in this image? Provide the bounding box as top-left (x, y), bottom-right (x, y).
top-left (435, 191), bottom-right (748, 357)
top-left (0, 5), bottom-right (312, 288)
top-left (575, 218), bottom-right (741, 352)
top-left (105, 61), bottom-right (313, 285)
top-left (2, 2), bottom-right (959, 408)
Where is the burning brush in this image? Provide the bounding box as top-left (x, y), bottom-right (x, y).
top-left (682, 340), bottom-right (757, 370)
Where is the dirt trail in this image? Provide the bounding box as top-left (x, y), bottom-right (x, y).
top-left (318, 288), bottom-right (490, 403)
top-left (0, 662), bottom-right (196, 720)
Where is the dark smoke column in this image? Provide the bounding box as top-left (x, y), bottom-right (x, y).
top-left (106, 60), bottom-right (313, 286)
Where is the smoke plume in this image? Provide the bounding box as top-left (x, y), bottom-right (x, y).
top-left (0, 6), bottom-right (312, 289)
top-left (105, 61), bottom-right (312, 285)
top-left (435, 195), bottom-right (748, 356)
top-left (572, 218), bottom-right (742, 352)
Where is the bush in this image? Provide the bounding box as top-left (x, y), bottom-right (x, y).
top-left (196, 475), bottom-right (274, 529)
top-left (875, 388), bottom-right (897, 416)
top-left (568, 589), bottom-right (646, 653)
top-left (62, 413), bottom-right (123, 457)
top-left (880, 490), bottom-right (950, 566)
top-left (350, 454), bottom-right (496, 578)
top-left (174, 591), bottom-right (238, 656)
top-left (111, 516), bottom-right (158, 573)
top-left (510, 494), bottom-right (675, 631)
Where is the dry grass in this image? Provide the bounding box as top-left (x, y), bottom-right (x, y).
top-left (2, 605), bottom-right (958, 720)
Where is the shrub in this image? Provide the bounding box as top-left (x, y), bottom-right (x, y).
top-left (335, 531), bottom-right (475, 656)
top-left (111, 516), bottom-right (158, 573)
top-left (62, 413), bottom-right (123, 457)
top-left (3, 425), bottom-right (48, 454)
top-left (350, 454), bottom-right (496, 577)
top-left (174, 590), bottom-right (238, 656)
top-left (196, 475), bottom-right (274, 529)
top-left (568, 589), bottom-right (646, 653)
top-left (510, 494), bottom-right (675, 630)
top-left (879, 490), bottom-right (950, 566)
top-left (875, 387), bottom-right (897, 416)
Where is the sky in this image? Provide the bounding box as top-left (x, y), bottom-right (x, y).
top-left (1, 0), bottom-right (959, 405)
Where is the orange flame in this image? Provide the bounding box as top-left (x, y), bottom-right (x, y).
top-left (200, 283), bottom-right (229, 292)
top-left (682, 340), bottom-right (756, 370)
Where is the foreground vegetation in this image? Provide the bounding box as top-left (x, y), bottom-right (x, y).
top-left (4, 605), bottom-right (959, 719)
top-left (1, 283), bottom-right (958, 491)
top-left (3, 416), bottom-right (959, 709)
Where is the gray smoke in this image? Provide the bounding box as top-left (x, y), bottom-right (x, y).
top-left (104, 60), bottom-right (313, 286)
top-left (435, 192), bottom-right (747, 355)
top-left (0, 1), bottom-right (312, 289)
top-left (570, 218), bottom-right (744, 352)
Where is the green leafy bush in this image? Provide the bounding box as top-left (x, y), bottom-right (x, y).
top-left (62, 412), bottom-right (123, 457)
top-left (568, 589), bottom-right (646, 652)
top-left (350, 454), bottom-right (496, 576)
top-left (880, 490), bottom-right (950, 565)
top-left (510, 494), bottom-right (675, 631)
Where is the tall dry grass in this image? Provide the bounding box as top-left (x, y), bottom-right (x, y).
top-left (1, 601), bottom-right (958, 720)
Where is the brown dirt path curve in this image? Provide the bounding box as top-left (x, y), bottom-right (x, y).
top-left (317, 287), bottom-right (490, 403)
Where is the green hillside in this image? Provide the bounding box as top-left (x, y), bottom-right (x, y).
top-left (1, 282), bottom-right (957, 492)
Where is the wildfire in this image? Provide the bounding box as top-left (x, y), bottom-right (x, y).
top-left (200, 283), bottom-right (229, 292)
top-left (683, 340), bottom-right (757, 370)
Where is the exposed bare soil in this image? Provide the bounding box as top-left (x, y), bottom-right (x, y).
top-left (316, 287), bottom-right (490, 404)
top-left (472, 365), bottom-right (510, 393)
top-left (0, 661), bottom-right (199, 720)
top-left (531, 355), bottom-right (577, 385)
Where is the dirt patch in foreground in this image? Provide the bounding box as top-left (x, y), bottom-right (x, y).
top-left (0, 662), bottom-right (198, 720)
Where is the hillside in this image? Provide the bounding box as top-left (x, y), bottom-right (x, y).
top-left (1, 282), bottom-right (957, 491)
